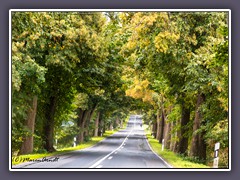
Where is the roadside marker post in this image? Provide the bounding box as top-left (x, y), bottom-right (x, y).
top-left (162, 139), bottom-right (164, 151)
top-left (213, 142), bottom-right (220, 168)
top-left (73, 137), bottom-right (76, 147)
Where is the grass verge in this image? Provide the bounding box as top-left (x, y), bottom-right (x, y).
top-left (144, 125), bottom-right (210, 168)
top-left (12, 130), bottom-right (118, 165)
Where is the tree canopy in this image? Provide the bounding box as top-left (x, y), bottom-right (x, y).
top-left (11, 11), bottom-right (229, 168)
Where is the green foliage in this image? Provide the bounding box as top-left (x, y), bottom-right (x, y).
top-left (11, 11), bottom-right (229, 168)
top-left (121, 11), bottom-right (228, 167)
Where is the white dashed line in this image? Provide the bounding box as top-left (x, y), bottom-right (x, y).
top-left (108, 156), bottom-right (113, 160)
top-left (89, 129), bottom-right (133, 168)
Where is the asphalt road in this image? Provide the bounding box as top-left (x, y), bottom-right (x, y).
top-left (12, 115), bottom-right (172, 169)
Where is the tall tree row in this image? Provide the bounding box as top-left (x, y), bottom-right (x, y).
top-left (12, 12), bottom-right (134, 154)
top-left (119, 12), bottom-right (228, 167)
top-left (12, 11), bottom-right (229, 168)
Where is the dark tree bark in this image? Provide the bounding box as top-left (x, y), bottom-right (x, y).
top-left (156, 109), bottom-right (161, 140)
top-left (84, 108), bottom-right (96, 139)
top-left (44, 96), bottom-right (57, 152)
top-left (19, 96), bottom-right (38, 155)
top-left (113, 118), bottom-right (120, 129)
top-left (173, 119), bottom-right (181, 153)
top-left (94, 112), bottom-right (100, 136)
top-left (98, 113), bottom-right (103, 136)
top-left (164, 106), bottom-right (173, 149)
top-left (159, 108), bottom-right (165, 143)
top-left (158, 95), bottom-right (165, 143)
top-left (190, 93), bottom-right (207, 160)
top-left (177, 103), bottom-right (190, 155)
top-left (152, 121), bottom-right (157, 138)
top-left (77, 110), bottom-right (90, 144)
top-left (163, 119), bottom-right (171, 149)
top-left (170, 120), bottom-right (176, 151)
top-left (173, 122), bottom-right (181, 153)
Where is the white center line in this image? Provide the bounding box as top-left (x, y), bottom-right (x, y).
top-left (89, 129), bottom-right (133, 168)
top-left (108, 156), bottom-right (113, 160)
top-left (96, 165), bottom-right (103, 168)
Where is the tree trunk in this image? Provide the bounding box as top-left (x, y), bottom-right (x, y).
top-left (84, 108), bottom-right (96, 139)
top-left (159, 95), bottom-right (165, 143)
top-left (163, 119), bottom-right (171, 149)
top-left (44, 96), bottom-right (57, 152)
top-left (109, 123), bottom-right (113, 131)
top-left (170, 120), bottom-right (175, 151)
top-left (190, 93), bottom-right (206, 160)
top-left (77, 110), bottom-right (90, 144)
top-left (156, 109), bottom-right (161, 140)
top-left (115, 117), bottom-right (119, 128)
top-left (152, 121), bottom-right (157, 138)
top-left (19, 96), bottom-right (38, 155)
top-left (177, 103), bottom-right (190, 155)
top-left (103, 123), bottom-right (106, 134)
top-left (173, 124), bottom-right (180, 153)
top-left (76, 109), bottom-right (84, 144)
top-left (159, 108), bottom-right (165, 143)
top-left (120, 119), bottom-right (123, 128)
top-left (164, 106), bottom-right (173, 149)
top-left (94, 112), bottom-right (100, 136)
top-left (98, 113), bottom-right (103, 136)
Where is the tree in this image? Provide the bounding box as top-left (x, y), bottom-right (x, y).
top-left (12, 12), bottom-right (47, 154)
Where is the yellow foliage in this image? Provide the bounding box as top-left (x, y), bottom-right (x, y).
top-left (126, 40), bottom-right (137, 50)
top-left (29, 32), bottom-right (40, 41)
top-left (60, 19), bottom-right (65, 25)
top-left (217, 97), bottom-right (228, 112)
top-left (79, 26), bottom-right (88, 37)
top-left (141, 80), bottom-right (149, 88)
top-left (217, 86), bottom-right (222, 92)
top-left (43, 13), bottom-right (51, 20)
top-left (125, 77), bottom-right (155, 104)
top-left (154, 31), bottom-right (180, 53)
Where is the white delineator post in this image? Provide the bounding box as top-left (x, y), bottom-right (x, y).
top-left (73, 137), bottom-right (76, 147)
top-left (162, 139), bottom-right (164, 151)
top-left (213, 142), bottom-right (220, 168)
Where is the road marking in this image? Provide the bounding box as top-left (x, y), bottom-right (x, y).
top-left (108, 156), bottom-right (113, 160)
top-left (89, 129), bottom-right (133, 168)
top-left (96, 165), bottom-right (103, 168)
top-left (144, 133), bottom-right (173, 168)
top-left (114, 152), bottom-right (117, 154)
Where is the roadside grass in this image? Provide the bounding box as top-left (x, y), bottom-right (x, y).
top-left (144, 125), bottom-right (210, 168)
top-left (12, 129), bottom-right (118, 165)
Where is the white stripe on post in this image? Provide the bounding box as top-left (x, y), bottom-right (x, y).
top-left (162, 139), bottom-right (164, 151)
top-left (213, 142), bottom-right (220, 168)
